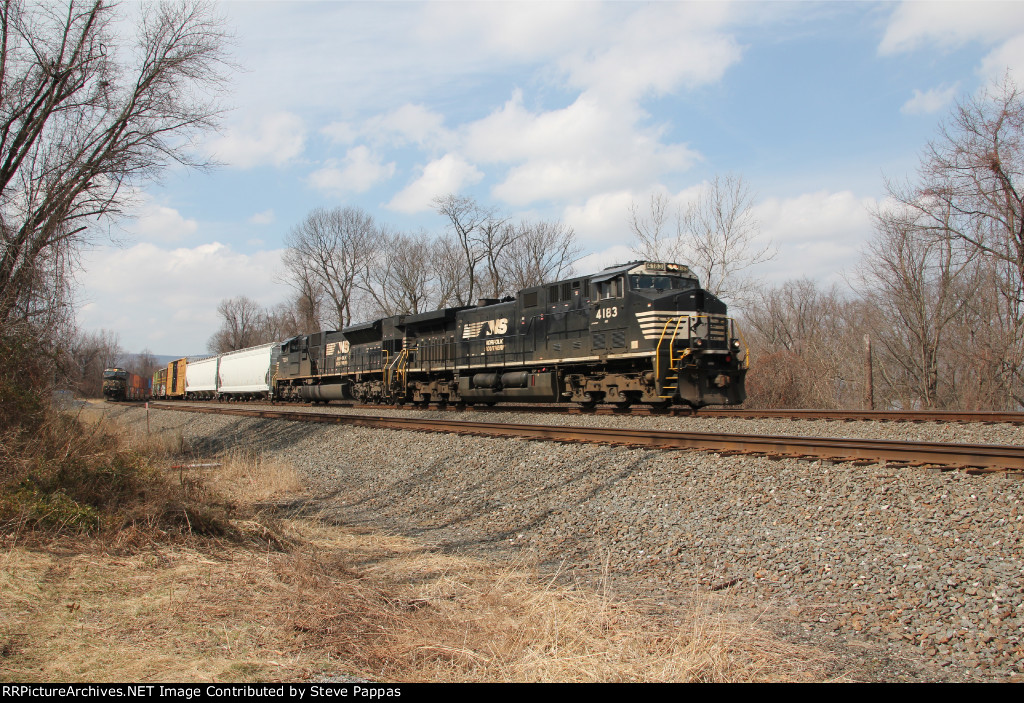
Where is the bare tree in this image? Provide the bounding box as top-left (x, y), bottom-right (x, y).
top-left (882, 75), bottom-right (1024, 406)
top-left (361, 230), bottom-right (438, 316)
top-left (208, 296), bottom-right (264, 353)
top-left (856, 202), bottom-right (976, 409)
top-left (66, 327), bottom-right (122, 396)
top-left (282, 206), bottom-right (376, 330)
top-left (433, 194), bottom-right (506, 304)
top-left (503, 219), bottom-right (579, 291)
top-left (0, 0), bottom-right (230, 331)
top-left (628, 192), bottom-right (680, 263)
top-left (126, 347), bottom-right (160, 379)
top-left (629, 176), bottom-right (775, 308)
top-left (276, 259), bottom-right (323, 332)
top-left (431, 233), bottom-right (470, 308)
top-left (742, 279), bottom-right (864, 409)
top-left (681, 174), bottom-right (775, 307)
top-left (262, 300), bottom-right (304, 341)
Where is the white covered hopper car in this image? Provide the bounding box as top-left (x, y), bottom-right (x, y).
top-left (185, 356), bottom-right (219, 400)
top-left (216, 343), bottom-right (276, 400)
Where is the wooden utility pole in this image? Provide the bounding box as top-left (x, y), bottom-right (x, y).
top-left (864, 334), bottom-right (874, 410)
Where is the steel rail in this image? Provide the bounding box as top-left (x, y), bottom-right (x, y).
top-left (151, 398), bottom-right (1024, 424)
top-left (149, 402), bottom-right (1024, 472)
top-left (345, 402), bottom-right (1024, 424)
top-left (690, 408), bottom-right (1024, 424)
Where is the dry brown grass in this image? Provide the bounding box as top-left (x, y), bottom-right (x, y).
top-left (0, 406), bottom-right (836, 682)
top-left (1, 521), bottom-right (833, 682)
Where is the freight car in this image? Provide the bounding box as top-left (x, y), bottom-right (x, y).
top-left (217, 343), bottom-right (276, 400)
top-left (168, 357), bottom-right (187, 399)
top-left (184, 355), bottom-right (218, 400)
top-left (152, 367), bottom-right (167, 398)
top-left (102, 368), bottom-right (151, 401)
top-left (272, 261), bottom-right (748, 408)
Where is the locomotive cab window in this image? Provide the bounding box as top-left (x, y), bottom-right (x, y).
top-left (597, 276), bottom-right (623, 300)
top-left (629, 274), bottom-right (696, 292)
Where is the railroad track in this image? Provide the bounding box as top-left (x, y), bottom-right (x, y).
top-left (135, 398), bottom-right (1024, 424)
top-left (353, 403), bottom-right (1024, 424)
top-left (149, 402), bottom-right (1024, 475)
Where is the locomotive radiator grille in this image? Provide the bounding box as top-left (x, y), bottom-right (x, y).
top-left (708, 318), bottom-right (728, 347)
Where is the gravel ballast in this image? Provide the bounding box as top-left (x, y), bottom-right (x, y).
top-left (161, 400), bottom-right (1024, 446)
top-left (109, 404), bottom-right (1024, 681)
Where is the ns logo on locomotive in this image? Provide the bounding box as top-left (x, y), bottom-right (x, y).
top-left (272, 261), bottom-right (749, 408)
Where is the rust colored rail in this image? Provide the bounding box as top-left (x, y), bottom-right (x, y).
top-left (342, 402), bottom-right (1024, 424)
top-left (149, 402), bottom-right (1024, 473)
top-left (155, 398), bottom-right (1024, 424)
top-left (690, 408), bottom-right (1024, 424)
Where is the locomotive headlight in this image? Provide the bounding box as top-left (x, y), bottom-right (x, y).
top-left (731, 340), bottom-right (741, 351)
top-left (692, 338), bottom-right (704, 348)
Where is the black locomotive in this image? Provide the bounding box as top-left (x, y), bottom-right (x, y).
top-left (102, 368), bottom-right (150, 401)
top-left (272, 261), bottom-right (748, 408)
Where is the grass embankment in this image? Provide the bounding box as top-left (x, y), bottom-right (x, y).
top-left (0, 403), bottom-right (832, 682)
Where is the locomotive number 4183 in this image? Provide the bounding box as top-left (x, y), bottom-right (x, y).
top-left (595, 306), bottom-right (618, 320)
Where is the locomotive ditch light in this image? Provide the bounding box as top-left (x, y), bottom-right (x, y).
top-left (731, 339), bottom-right (741, 350)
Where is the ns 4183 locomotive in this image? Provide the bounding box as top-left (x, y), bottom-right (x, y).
top-left (272, 261), bottom-right (748, 408)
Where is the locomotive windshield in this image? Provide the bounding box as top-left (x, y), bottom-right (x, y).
top-left (103, 369), bottom-right (127, 379)
top-left (628, 274), bottom-right (696, 292)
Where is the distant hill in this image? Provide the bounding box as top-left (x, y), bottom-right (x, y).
top-left (133, 353), bottom-right (210, 366)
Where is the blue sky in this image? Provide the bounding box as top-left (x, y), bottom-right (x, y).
top-left (75, 0), bottom-right (1024, 355)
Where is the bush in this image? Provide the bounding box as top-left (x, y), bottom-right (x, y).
top-left (0, 333), bottom-right (225, 536)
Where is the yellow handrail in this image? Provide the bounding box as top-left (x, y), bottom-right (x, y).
top-left (385, 347), bottom-right (409, 396)
top-left (654, 314), bottom-right (749, 382)
top-left (731, 319), bottom-right (751, 369)
top-left (654, 316), bottom-right (686, 382)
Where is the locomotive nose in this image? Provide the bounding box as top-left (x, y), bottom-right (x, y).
top-left (669, 289), bottom-right (705, 312)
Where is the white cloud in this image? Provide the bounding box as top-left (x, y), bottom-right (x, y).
top-left (753, 190), bottom-right (877, 284)
top-left (209, 112), bottom-right (306, 168)
top-left (309, 146), bottom-right (396, 195)
top-left (371, 104), bottom-right (452, 149)
top-left (572, 245), bottom-right (638, 276)
top-left (901, 84), bottom-right (960, 114)
top-left (880, 2), bottom-right (1024, 87)
top-left (321, 121), bottom-right (358, 145)
top-left (879, 2), bottom-right (1024, 55)
top-left (464, 92), bottom-right (698, 205)
top-left (248, 209), bottom-right (275, 225)
top-left (416, 2), bottom-right (597, 62)
top-left (560, 3), bottom-right (741, 101)
top-left (77, 242), bottom-right (287, 354)
top-left (979, 34), bottom-right (1024, 82)
top-left (416, 2), bottom-right (740, 102)
top-left (572, 189), bottom-right (877, 288)
top-left (563, 191), bottom-right (644, 250)
top-left (324, 104), bottom-right (453, 151)
top-left (123, 198), bottom-right (198, 244)
top-left (386, 154), bottom-right (484, 213)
